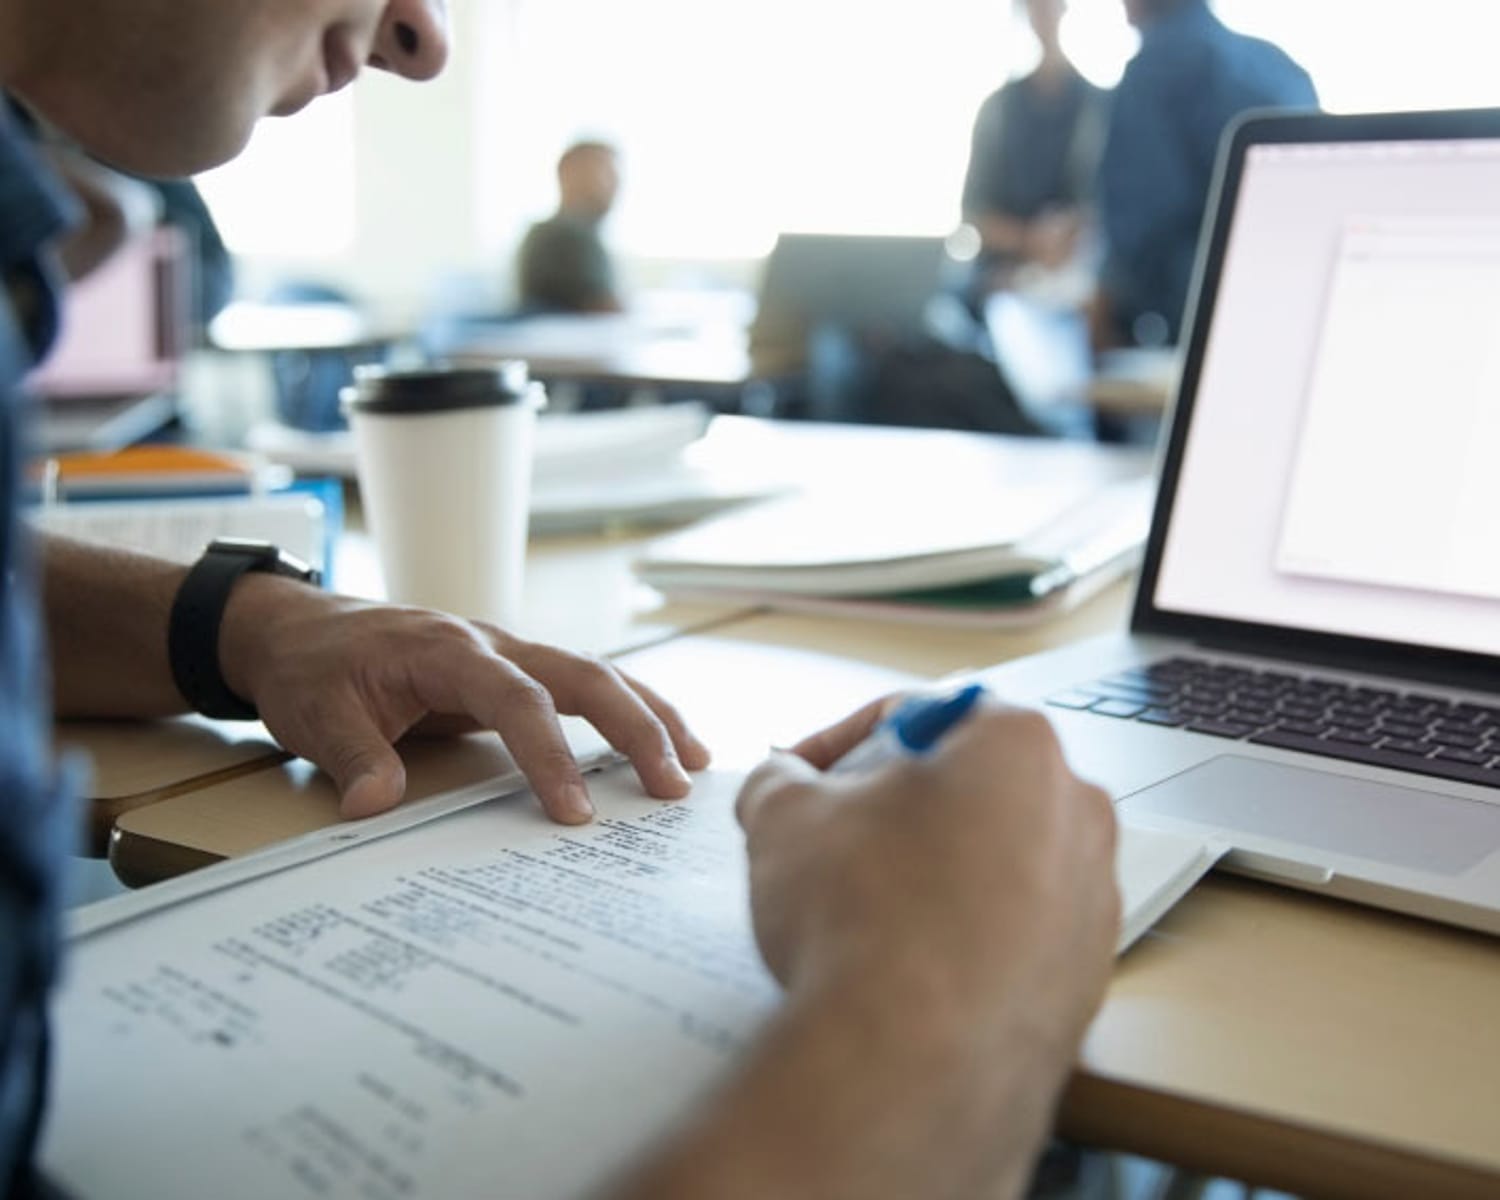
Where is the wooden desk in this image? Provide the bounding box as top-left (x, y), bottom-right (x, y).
top-left (58, 715), bottom-right (284, 857)
top-left (69, 433), bottom-right (1500, 1198)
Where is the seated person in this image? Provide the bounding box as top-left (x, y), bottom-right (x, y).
top-left (0, 5), bottom-right (1118, 1198)
top-left (1093, 0), bottom-right (1317, 348)
top-left (515, 139), bottom-right (623, 313)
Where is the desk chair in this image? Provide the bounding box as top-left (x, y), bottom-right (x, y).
top-left (258, 281), bottom-right (390, 431)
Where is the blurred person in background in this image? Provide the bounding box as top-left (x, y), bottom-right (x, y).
top-left (516, 139), bottom-right (623, 314)
top-left (961, 0), bottom-right (1110, 303)
top-left (1092, 0), bottom-right (1317, 349)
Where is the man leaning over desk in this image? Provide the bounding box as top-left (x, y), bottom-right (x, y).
top-left (0, 3), bottom-right (1119, 1197)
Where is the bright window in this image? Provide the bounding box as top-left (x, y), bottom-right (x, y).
top-left (196, 91), bottom-right (357, 258)
top-left (195, 2), bottom-right (1500, 270)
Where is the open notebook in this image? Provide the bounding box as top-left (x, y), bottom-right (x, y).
top-left (44, 750), bottom-right (1221, 1199)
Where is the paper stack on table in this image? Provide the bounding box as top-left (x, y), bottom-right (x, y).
top-left (635, 469), bottom-right (1156, 628)
top-left (247, 402), bottom-right (783, 534)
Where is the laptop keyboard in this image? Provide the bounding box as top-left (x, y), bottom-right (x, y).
top-left (1048, 656), bottom-right (1500, 790)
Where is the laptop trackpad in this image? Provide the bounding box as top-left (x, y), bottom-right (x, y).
top-left (1118, 755), bottom-right (1500, 877)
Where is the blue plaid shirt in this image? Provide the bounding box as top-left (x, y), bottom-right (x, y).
top-left (0, 105), bottom-right (81, 1198)
top-left (1099, 0), bottom-right (1318, 343)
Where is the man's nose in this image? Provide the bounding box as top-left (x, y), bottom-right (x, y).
top-left (369, 0), bottom-right (450, 81)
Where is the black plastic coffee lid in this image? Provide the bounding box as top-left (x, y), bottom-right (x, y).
top-left (343, 361), bottom-right (537, 415)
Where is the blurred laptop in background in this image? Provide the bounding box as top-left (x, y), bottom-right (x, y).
top-left (26, 225), bottom-right (191, 454)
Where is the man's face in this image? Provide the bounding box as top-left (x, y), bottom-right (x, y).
top-left (8, 0), bottom-right (449, 177)
top-left (1026, 0), bottom-right (1067, 47)
top-left (561, 149), bottom-right (620, 220)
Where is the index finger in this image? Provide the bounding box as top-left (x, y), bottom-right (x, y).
top-left (415, 644), bottom-right (595, 825)
top-left (789, 694), bottom-right (897, 771)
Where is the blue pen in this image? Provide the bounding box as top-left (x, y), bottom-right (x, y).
top-left (831, 682), bottom-right (988, 775)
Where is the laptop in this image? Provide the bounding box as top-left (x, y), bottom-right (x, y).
top-left (27, 226), bottom-right (190, 453)
top-left (977, 108), bottom-right (1500, 937)
top-left (747, 232), bottom-right (953, 374)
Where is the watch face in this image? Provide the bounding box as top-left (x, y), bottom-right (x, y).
top-left (208, 538), bottom-right (319, 584)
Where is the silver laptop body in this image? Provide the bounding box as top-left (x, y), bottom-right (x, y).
top-left (979, 108), bottom-right (1500, 936)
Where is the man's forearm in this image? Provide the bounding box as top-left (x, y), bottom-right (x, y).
top-left (42, 534), bottom-right (190, 717)
top-left (604, 968), bottom-right (1067, 1200)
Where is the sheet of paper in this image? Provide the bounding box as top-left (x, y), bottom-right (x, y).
top-left (31, 492), bottom-right (328, 571)
top-left (46, 765), bottom-right (780, 1200)
top-left (44, 759), bottom-right (1218, 1199)
top-left (1115, 824), bottom-right (1228, 952)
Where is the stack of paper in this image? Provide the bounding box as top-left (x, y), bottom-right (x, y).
top-left (27, 445), bottom-right (339, 575)
top-left (636, 472), bottom-right (1156, 628)
top-left (246, 403), bottom-right (783, 535)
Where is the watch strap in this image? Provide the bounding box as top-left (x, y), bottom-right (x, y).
top-left (168, 542), bottom-right (317, 720)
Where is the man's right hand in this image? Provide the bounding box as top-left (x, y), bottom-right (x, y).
top-left (606, 701), bottom-right (1119, 1200)
top-left (736, 696), bottom-right (1120, 1074)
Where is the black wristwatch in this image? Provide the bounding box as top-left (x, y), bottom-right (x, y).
top-left (168, 538), bottom-right (321, 720)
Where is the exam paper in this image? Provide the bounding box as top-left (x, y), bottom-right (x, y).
top-left (45, 767), bottom-right (780, 1200)
top-left (44, 760), bottom-right (1217, 1199)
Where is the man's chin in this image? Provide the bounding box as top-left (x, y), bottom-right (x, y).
top-left (80, 119), bottom-right (256, 181)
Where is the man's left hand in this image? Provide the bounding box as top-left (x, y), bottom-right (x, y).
top-left (217, 574), bottom-right (710, 824)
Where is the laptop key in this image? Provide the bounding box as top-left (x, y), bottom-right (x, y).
top-left (1090, 699), bottom-right (1148, 718)
top-left (1250, 728), bottom-right (1500, 789)
top-left (1046, 691), bottom-right (1099, 710)
top-left (1186, 719), bottom-right (1257, 739)
top-left (1428, 730), bottom-right (1484, 749)
top-left (1433, 747), bottom-right (1493, 767)
top-left (1277, 703), bottom-right (1326, 721)
top-left (1327, 727), bottom-right (1381, 746)
top-left (1377, 738), bottom-right (1433, 756)
top-left (1272, 719), bottom-right (1330, 737)
top-left (1431, 719), bottom-right (1483, 736)
top-left (1138, 709), bottom-right (1189, 727)
top-left (1376, 720), bottom-right (1429, 740)
top-left (1083, 683), bottom-right (1167, 705)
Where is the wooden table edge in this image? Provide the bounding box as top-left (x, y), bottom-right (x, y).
top-left (1061, 1070), bottom-right (1498, 1200)
top-left (87, 752), bottom-right (291, 859)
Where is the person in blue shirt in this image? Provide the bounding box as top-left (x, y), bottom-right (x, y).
top-left (1093, 0), bottom-right (1318, 348)
top-left (0, 3), bottom-right (1119, 1197)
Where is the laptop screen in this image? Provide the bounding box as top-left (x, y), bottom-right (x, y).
top-left (26, 227), bottom-right (189, 400)
top-left (1151, 131), bottom-right (1500, 659)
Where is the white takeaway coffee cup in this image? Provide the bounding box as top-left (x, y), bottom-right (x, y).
top-left (344, 362), bottom-right (546, 628)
